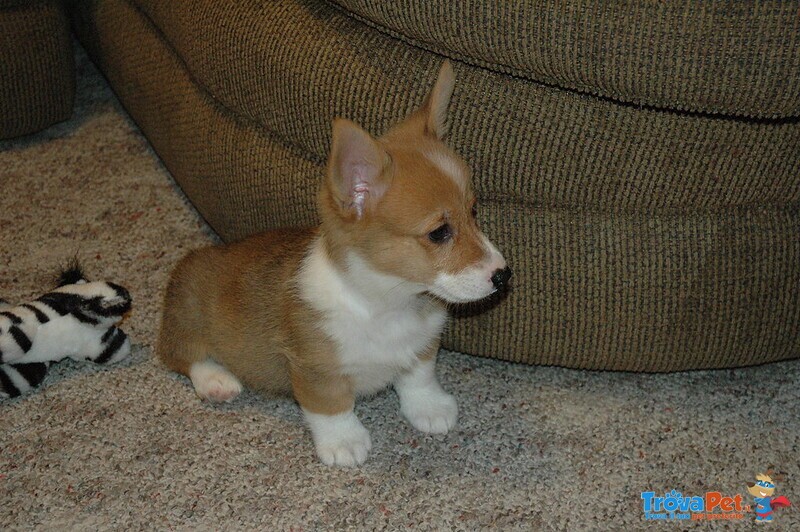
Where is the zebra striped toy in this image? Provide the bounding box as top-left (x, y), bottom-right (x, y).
top-left (0, 265), bottom-right (132, 398)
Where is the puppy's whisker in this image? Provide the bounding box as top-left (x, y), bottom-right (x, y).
top-left (381, 279), bottom-right (410, 299)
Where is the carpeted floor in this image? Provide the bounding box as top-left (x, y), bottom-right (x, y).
top-left (1, 44), bottom-right (798, 531)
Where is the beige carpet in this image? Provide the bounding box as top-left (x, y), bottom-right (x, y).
top-left (1, 44), bottom-right (798, 530)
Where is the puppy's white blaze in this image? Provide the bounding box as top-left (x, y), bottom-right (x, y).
top-left (429, 233), bottom-right (507, 303)
top-left (480, 233), bottom-right (507, 272)
top-left (425, 149), bottom-right (467, 191)
top-left (303, 409), bottom-right (372, 467)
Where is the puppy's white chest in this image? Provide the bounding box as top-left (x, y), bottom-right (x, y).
top-left (299, 241), bottom-right (447, 395)
top-left (331, 304), bottom-right (445, 394)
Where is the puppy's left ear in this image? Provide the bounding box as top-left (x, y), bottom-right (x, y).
top-left (327, 118), bottom-right (391, 220)
top-left (422, 60), bottom-right (455, 139)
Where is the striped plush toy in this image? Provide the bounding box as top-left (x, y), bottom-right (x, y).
top-left (0, 264), bottom-right (132, 398)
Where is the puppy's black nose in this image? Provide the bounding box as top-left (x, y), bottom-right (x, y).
top-left (491, 267), bottom-right (512, 290)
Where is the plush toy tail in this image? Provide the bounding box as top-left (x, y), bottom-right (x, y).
top-left (0, 362), bottom-right (49, 398)
top-left (57, 259), bottom-right (88, 287)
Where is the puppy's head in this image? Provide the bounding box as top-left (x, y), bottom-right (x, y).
top-left (320, 61), bottom-right (510, 304)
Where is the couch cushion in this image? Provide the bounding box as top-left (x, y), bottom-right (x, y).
top-left (332, 0), bottom-right (800, 119)
top-left (124, 0), bottom-right (799, 214)
top-left (0, 0), bottom-right (75, 138)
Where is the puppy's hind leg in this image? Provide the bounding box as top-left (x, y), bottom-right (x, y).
top-left (156, 318), bottom-right (241, 403)
top-left (189, 359), bottom-right (243, 403)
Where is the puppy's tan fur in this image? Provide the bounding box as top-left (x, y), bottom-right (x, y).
top-left (157, 61), bottom-right (508, 465)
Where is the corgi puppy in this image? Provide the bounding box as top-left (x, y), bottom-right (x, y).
top-left (156, 61), bottom-right (511, 466)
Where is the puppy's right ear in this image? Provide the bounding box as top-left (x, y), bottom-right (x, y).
top-left (422, 60), bottom-right (455, 139)
top-left (390, 60), bottom-right (455, 141)
top-left (327, 119), bottom-right (391, 219)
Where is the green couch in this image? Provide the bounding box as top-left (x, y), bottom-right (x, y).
top-left (0, 0), bottom-right (74, 139)
top-left (58, 1), bottom-right (800, 370)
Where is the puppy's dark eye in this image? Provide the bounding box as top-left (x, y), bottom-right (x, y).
top-left (428, 223), bottom-right (452, 244)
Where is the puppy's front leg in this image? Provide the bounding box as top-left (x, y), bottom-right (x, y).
top-left (292, 369), bottom-right (371, 467)
top-left (395, 347), bottom-right (458, 434)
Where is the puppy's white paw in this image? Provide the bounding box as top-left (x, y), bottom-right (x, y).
top-left (189, 360), bottom-right (242, 403)
top-left (316, 432), bottom-right (372, 467)
top-left (303, 410), bottom-right (372, 467)
top-left (395, 359), bottom-right (458, 434)
top-left (401, 391), bottom-right (458, 434)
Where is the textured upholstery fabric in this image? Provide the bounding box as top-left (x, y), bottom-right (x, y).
top-left (71, 0), bottom-right (800, 371)
top-left (0, 0), bottom-right (74, 139)
top-left (109, 0), bottom-right (800, 213)
top-left (331, 0), bottom-right (800, 118)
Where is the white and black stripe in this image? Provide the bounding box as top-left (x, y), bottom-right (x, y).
top-left (0, 264), bottom-right (132, 399)
top-left (94, 327), bottom-right (129, 364)
top-left (8, 325), bottom-right (32, 354)
top-left (21, 304), bottom-right (50, 324)
top-left (0, 311), bottom-right (21, 324)
top-left (0, 362), bottom-right (49, 398)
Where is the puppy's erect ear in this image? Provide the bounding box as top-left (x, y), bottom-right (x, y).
top-left (422, 60), bottom-right (455, 139)
top-left (327, 118), bottom-right (391, 219)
